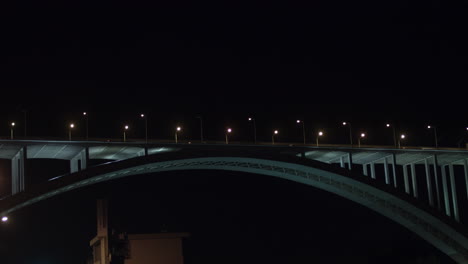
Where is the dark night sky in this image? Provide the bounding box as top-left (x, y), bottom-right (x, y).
top-left (1, 0), bottom-right (467, 124)
top-left (0, 1), bottom-right (467, 263)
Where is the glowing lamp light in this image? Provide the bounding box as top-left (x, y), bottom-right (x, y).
top-left (140, 114), bottom-right (145, 118)
top-left (297, 120), bottom-right (301, 123)
top-left (83, 112), bottom-right (87, 116)
top-left (70, 123), bottom-right (74, 128)
top-left (386, 124), bottom-right (390, 127)
top-left (427, 125), bottom-right (431, 129)
top-left (125, 125), bottom-right (129, 130)
top-left (11, 122), bottom-right (15, 127)
top-left (361, 133), bottom-right (366, 138)
top-left (274, 130), bottom-right (279, 134)
top-left (401, 134), bottom-right (406, 139)
top-left (176, 127), bottom-right (181, 131)
top-left (248, 117), bottom-right (252, 121)
top-left (342, 122), bottom-right (347, 126)
top-left (1, 216), bottom-right (7, 222)
top-left (318, 131), bottom-right (323, 136)
top-left (227, 128), bottom-right (232, 133)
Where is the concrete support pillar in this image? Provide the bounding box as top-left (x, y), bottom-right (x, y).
top-left (424, 158), bottom-right (434, 206)
top-left (363, 163), bottom-right (368, 176)
top-left (433, 155), bottom-right (441, 210)
top-left (441, 165), bottom-right (451, 217)
top-left (145, 147), bottom-right (149, 156)
top-left (449, 164), bottom-right (460, 222)
top-left (411, 163), bottom-right (418, 198)
top-left (70, 148), bottom-right (87, 173)
top-left (464, 159), bottom-right (468, 202)
top-left (403, 164), bottom-right (410, 194)
top-left (11, 147), bottom-right (26, 194)
top-left (370, 162), bottom-right (376, 179)
top-left (383, 157), bottom-right (390, 185)
top-left (339, 156), bottom-right (345, 168)
top-left (347, 153), bottom-right (353, 170)
top-left (392, 153), bottom-right (397, 188)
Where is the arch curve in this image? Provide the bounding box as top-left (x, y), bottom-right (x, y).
top-left (1, 154), bottom-right (468, 263)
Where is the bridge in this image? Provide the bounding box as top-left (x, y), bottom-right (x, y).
top-left (1, 139), bottom-right (468, 263)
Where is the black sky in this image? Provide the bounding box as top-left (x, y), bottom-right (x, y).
top-left (1, 0), bottom-right (467, 118)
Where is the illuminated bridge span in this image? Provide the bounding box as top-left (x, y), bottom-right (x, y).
top-left (1, 140), bottom-right (468, 263)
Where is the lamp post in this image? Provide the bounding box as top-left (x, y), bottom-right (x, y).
top-left (427, 125), bottom-right (438, 148)
top-left (141, 114), bottom-right (148, 144)
top-left (69, 123), bottom-right (75, 141)
top-left (358, 133), bottom-right (366, 148)
top-left (316, 131), bottom-right (323, 147)
top-left (272, 130), bottom-right (279, 145)
top-left (225, 128), bottom-right (232, 144)
top-left (10, 122), bottom-right (15, 139)
top-left (196, 115), bottom-right (203, 143)
top-left (398, 134), bottom-right (406, 149)
top-left (342, 122), bottom-right (353, 147)
top-left (175, 126), bottom-right (181, 144)
top-left (297, 120), bottom-right (306, 145)
top-left (386, 123), bottom-right (397, 148)
top-left (123, 125), bottom-right (129, 142)
top-left (248, 117), bottom-right (257, 144)
top-left (83, 112), bottom-right (88, 140)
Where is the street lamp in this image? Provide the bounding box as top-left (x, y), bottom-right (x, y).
top-left (386, 123), bottom-right (397, 148)
top-left (316, 131), bottom-right (324, 147)
top-left (272, 130), bottom-right (279, 144)
top-left (398, 134), bottom-right (406, 149)
top-left (83, 112), bottom-right (88, 140)
top-left (342, 122), bottom-right (353, 147)
top-left (358, 133), bottom-right (366, 148)
top-left (141, 114), bottom-right (148, 144)
top-left (175, 126), bottom-right (181, 144)
top-left (427, 125), bottom-right (438, 148)
top-left (1, 216), bottom-right (7, 222)
top-left (10, 122), bottom-right (15, 139)
top-left (225, 128), bottom-right (232, 144)
top-left (248, 117), bottom-right (257, 144)
top-left (69, 123), bottom-right (75, 141)
top-left (123, 125), bottom-right (129, 142)
top-left (297, 120), bottom-right (306, 145)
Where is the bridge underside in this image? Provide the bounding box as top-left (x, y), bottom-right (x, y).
top-left (1, 149), bottom-right (468, 263)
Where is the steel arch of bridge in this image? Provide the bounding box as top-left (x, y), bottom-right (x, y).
top-left (1, 155), bottom-right (468, 263)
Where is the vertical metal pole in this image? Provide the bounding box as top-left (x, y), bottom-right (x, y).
top-left (424, 158), bottom-right (434, 206)
top-left (433, 155), bottom-right (441, 210)
top-left (253, 119), bottom-right (257, 144)
top-left (392, 126), bottom-right (397, 148)
top-left (403, 164), bottom-right (410, 194)
top-left (145, 117), bottom-right (148, 144)
top-left (392, 153), bottom-right (397, 188)
top-left (302, 122), bottom-right (306, 145)
top-left (434, 126), bottom-right (438, 149)
top-left (383, 157), bottom-right (390, 185)
top-left (449, 164), bottom-right (459, 222)
top-left (175, 132), bottom-right (178, 144)
top-left (363, 163), bottom-right (368, 176)
top-left (441, 165), bottom-right (451, 217)
top-left (123, 131), bottom-right (126, 142)
top-left (349, 123), bottom-right (353, 147)
top-left (411, 163), bottom-right (418, 198)
top-left (370, 162), bottom-right (376, 179)
top-left (225, 134), bottom-right (229, 144)
top-left (340, 156), bottom-right (345, 168)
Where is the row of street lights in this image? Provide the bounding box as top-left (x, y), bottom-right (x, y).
top-left (5, 114), bottom-right (468, 148)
